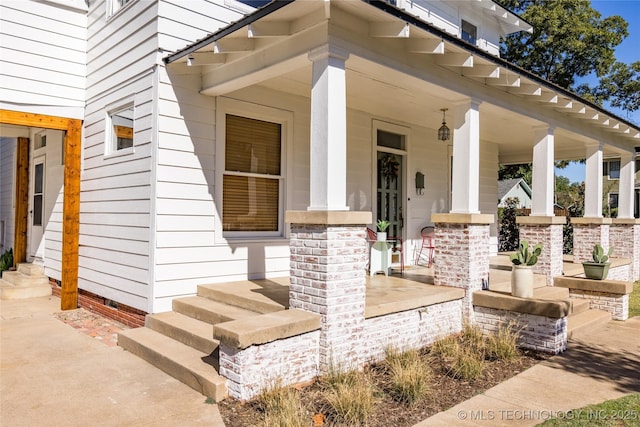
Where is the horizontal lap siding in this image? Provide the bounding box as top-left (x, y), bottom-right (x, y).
top-left (0, 1), bottom-right (86, 118)
top-left (80, 0), bottom-right (158, 311)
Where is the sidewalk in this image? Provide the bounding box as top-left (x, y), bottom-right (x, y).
top-left (417, 316), bottom-right (640, 426)
top-left (0, 296), bottom-right (225, 427)
top-left (2, 296), bottom-right (638, 427)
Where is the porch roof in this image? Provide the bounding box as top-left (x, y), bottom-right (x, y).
top-left (164, 0), bottom-right (639, 161)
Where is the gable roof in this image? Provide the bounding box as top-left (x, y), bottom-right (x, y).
top-left (498, 178), bottom-right (532, 201)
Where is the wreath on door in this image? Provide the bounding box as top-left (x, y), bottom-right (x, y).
top-left (382, 154), bottom-right (400, 179)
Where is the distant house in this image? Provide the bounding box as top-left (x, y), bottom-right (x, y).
top-left (498, 178), bottom-right (532, 209)
top-left (601, 151), bottom-right (640, 218)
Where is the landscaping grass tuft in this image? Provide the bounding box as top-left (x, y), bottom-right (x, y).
top-left (384, 348), bottom-right (431, 405)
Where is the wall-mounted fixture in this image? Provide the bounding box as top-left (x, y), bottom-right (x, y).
top-left (187, 55), bottom-right (195, 66)
top-left (438, 108), bottom-right (450, 141)
top-left (415, 171), bottom-right (425, 195)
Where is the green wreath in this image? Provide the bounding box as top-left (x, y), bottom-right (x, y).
top-left (382, 155), bottom-right (400, 179)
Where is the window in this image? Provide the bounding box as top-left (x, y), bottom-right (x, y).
top-left (461, 20), bottom-right (477, 45)
top-left (608, 160), bottom-right (620, 179)
top-left (223, 115), bottom-right (282, 233)
top-left (35, 132), bottom-right (46, 149)
top-left (107, 0), bottom-right (134, 17)
top-left (33, 162), bottom-right (44, 226)
top-left (608, 192), bottom-right (619, 212)
top-left (107, 106), bottom-right (134, 154)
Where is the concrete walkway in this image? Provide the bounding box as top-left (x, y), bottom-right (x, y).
top-left (0, 296), bottom-right (225, 427)
top-left (417, 316), bottom-right (640, 426)
top-left (2, 296), bottom-right (638, 427)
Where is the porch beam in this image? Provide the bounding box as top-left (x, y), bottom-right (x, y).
top-left (508, 84), bottom-right (541, 96)
top-left (436, 53), bottom-right (473, 68)
top-left (487, 73), bottom-right (520, 87)
top-left (462, 65), bottom-right (500, 78)
top-left (531, 126), bottom-right (555, 216)
top-left (0, 109), bottom-right (70, 130)
top-left (450, 99), bottom-right (481, 214)
top-left (213, 38), bottom-right (255, 53)
top-left (618, 152), bottom-right (635, 219)
top-left (584, 143), bottom-right (603, 217)
top-left (406, 38), bottom-right (444, 54)
top-left (248, 21), bottom-right (291, 37)
top-left (369, 21), bottom-right (409, 38)
top-left (308, 44), bottom-right (349, 211)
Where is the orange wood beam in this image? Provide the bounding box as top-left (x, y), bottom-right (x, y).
top-left (0, 109), bottom-right (71, 131)
top-left (61, 119), bottom-right (81, 310)
top-left (13, 138), bottom-right (29, 266)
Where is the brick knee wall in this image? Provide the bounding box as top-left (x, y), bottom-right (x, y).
top-left (474, 306), bottom-right (567, 354)
top-left (609, 224), bottom-right (640, 282)
top-left (49, 279), bottom-right (145, 328)
top-left (569, 290), bottom-right (629, 321)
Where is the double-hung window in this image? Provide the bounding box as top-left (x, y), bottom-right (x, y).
top-left (223, 114), bottom-right (283, 235)
top-left (461, 20), bottom-right (477, 45)
top-left (106, 105), bottom-right (134, 154)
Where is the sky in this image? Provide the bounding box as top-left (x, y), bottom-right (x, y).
top-left (554, 0), bottom-right (640, 184)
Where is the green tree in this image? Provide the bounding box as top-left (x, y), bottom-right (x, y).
top-left (500, 0), bottom-right (628, 89)
top-left (579, 61), bottom-right (640, 114)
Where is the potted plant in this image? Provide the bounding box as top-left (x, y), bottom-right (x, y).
top-left (582, 243), bottom-right (613, 280)
top-left (376, 219), bottom-right (390, 241)
top-left (509, 240), bottom-right (542, 298)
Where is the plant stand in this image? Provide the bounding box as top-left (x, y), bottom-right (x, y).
top-left (370, 241), bottom-right (391, 275)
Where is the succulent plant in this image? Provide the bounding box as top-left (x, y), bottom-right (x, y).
top-left (376, 219), bottom-right (390, 232)
top-left (510, 240), bottom-right (542, 266)
top-left (591, 243), bottom-right (613, 264)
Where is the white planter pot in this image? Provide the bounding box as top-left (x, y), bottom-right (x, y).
top-left (511, 265), bottom-right (534, 298)
top-left (376, 232), bottom-right (387, 242)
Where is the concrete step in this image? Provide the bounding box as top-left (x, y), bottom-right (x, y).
top-left (173, 296), bottom-right (260, 325)
top-left (17, 263), bottom-right (44, 276)
top-left (146, 311), bottom-right (218, 354)
top-left (1, 270), bottom-right (49, 287)
top-left (533, 286), bottom-right (570, 300)
top-left (0, 278), bottom-right (51, 300)
top-left (568, 298), bottom-right (590, 316)
top-left (118, 327), bottom-right (227, 401)
top-left (567, 309), bottom-right (611, 339)
top-left (197, 279), bottom-right (288, 314)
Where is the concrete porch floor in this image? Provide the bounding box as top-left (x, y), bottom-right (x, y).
top-left (207, 255), bottom-right (592, 319)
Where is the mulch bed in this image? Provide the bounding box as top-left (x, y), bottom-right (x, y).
top-left (219, 347), bottom-right (551, 427)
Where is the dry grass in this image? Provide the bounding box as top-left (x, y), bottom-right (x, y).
top-left (430, 334), bottom-right (460, 358)
top-left (450, 346), bottom-right (485, 380)
top-left (486, 323), bottom-right (520, 361)
top-left (321, 369), bottom-right (378, 425)
top-left (384, 348), bottom-right (431, 405)
top-left (257, 380), bottom-right (307, 427)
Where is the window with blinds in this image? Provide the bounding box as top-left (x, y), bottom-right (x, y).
top-left (223, 115), bottom-right (282, 232)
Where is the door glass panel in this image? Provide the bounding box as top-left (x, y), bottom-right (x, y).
top-left (377, 152), bottom-right (403, 238)
top-left (33, 162), bottom-right (44, 226)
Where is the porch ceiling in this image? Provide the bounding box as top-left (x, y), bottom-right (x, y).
top-left (166, 0), bottom-right (639, 162)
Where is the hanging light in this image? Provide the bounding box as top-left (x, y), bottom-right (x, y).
top-left (438, 108), bottom-right (450, 141)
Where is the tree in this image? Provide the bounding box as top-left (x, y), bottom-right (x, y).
top-left (578, 61), bottom-right (640, 114)
top-left (500, 0), bottom-right (628, 89)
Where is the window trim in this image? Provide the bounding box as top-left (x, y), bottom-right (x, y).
top-left (105, 103), bottom-right (135, 157)
top-left (106, 0), bottom-right (136, 19)
top-left (461, 19), bottom-right (478, 45)
top-left (215, 97), bottom-right (292, 241)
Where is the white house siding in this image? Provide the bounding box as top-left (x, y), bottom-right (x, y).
top-left (80, 0), bottom-right (160, 311)
top-left (0, 137), bottom-right (16, 255)
top-left (501, 186), bottom-right (532, 209)
top-left (0, 0), bottom-right (86, 119)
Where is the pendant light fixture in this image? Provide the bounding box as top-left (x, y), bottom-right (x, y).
top-left (438, 108), bottom-right (450, 141)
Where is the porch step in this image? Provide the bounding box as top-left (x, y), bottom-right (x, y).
top-left (0, 263), bottom-right (51, 300)
top-left (568, 298), bottom-right (590, 316)
top-left (567, 309), bottom-right (611, 339)
top-left (146, 311), bottom-right (218, 354)
top-left (173, 296), bottom-right (260, 325)
top-left (197, 279), bottom-right (288, 314)
top-left (118, 327), bottom-right (227, 401)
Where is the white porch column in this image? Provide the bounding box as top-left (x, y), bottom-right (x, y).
top-left (308, 44), bottom-right (349, 211)
top-left (450, 99), bottom-right (481, 214)
top-left (618, 152), bottom-right (635, 219)
top-left (584, 143), bottom-right (603, 218)
top-left (531, 126), bottom-right (555, 216)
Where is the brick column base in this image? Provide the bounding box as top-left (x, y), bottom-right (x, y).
top-left (432, 213), bottom-right (493, 323)
top-left (571, 217), bottom-right (611, 264)
top-left (286, 210), bottom-right (371, 372)
top-left (609, 219), bottom-right (640, 282)
top-left (517, 216), bottom-right (565, 286)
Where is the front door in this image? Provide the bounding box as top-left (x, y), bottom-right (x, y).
top-left (377, 151), bottom-right (403, 238)
top-left (29, 155), bottom-right (45, 260)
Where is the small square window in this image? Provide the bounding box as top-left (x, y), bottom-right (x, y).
top-left (35, 132), bottom-right (46, 149)
top-left (107, 106), bottom-right (134, 153)
top-left (608, 160), bottom-right (620, 179)
top-left (461, 20), bottom-right (477, 45)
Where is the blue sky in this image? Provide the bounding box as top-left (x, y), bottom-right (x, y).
top-left (554, 0), bottom-right (639, 184)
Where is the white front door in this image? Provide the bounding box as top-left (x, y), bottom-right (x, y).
top-left (29, 155), bottom-right (45, 260)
